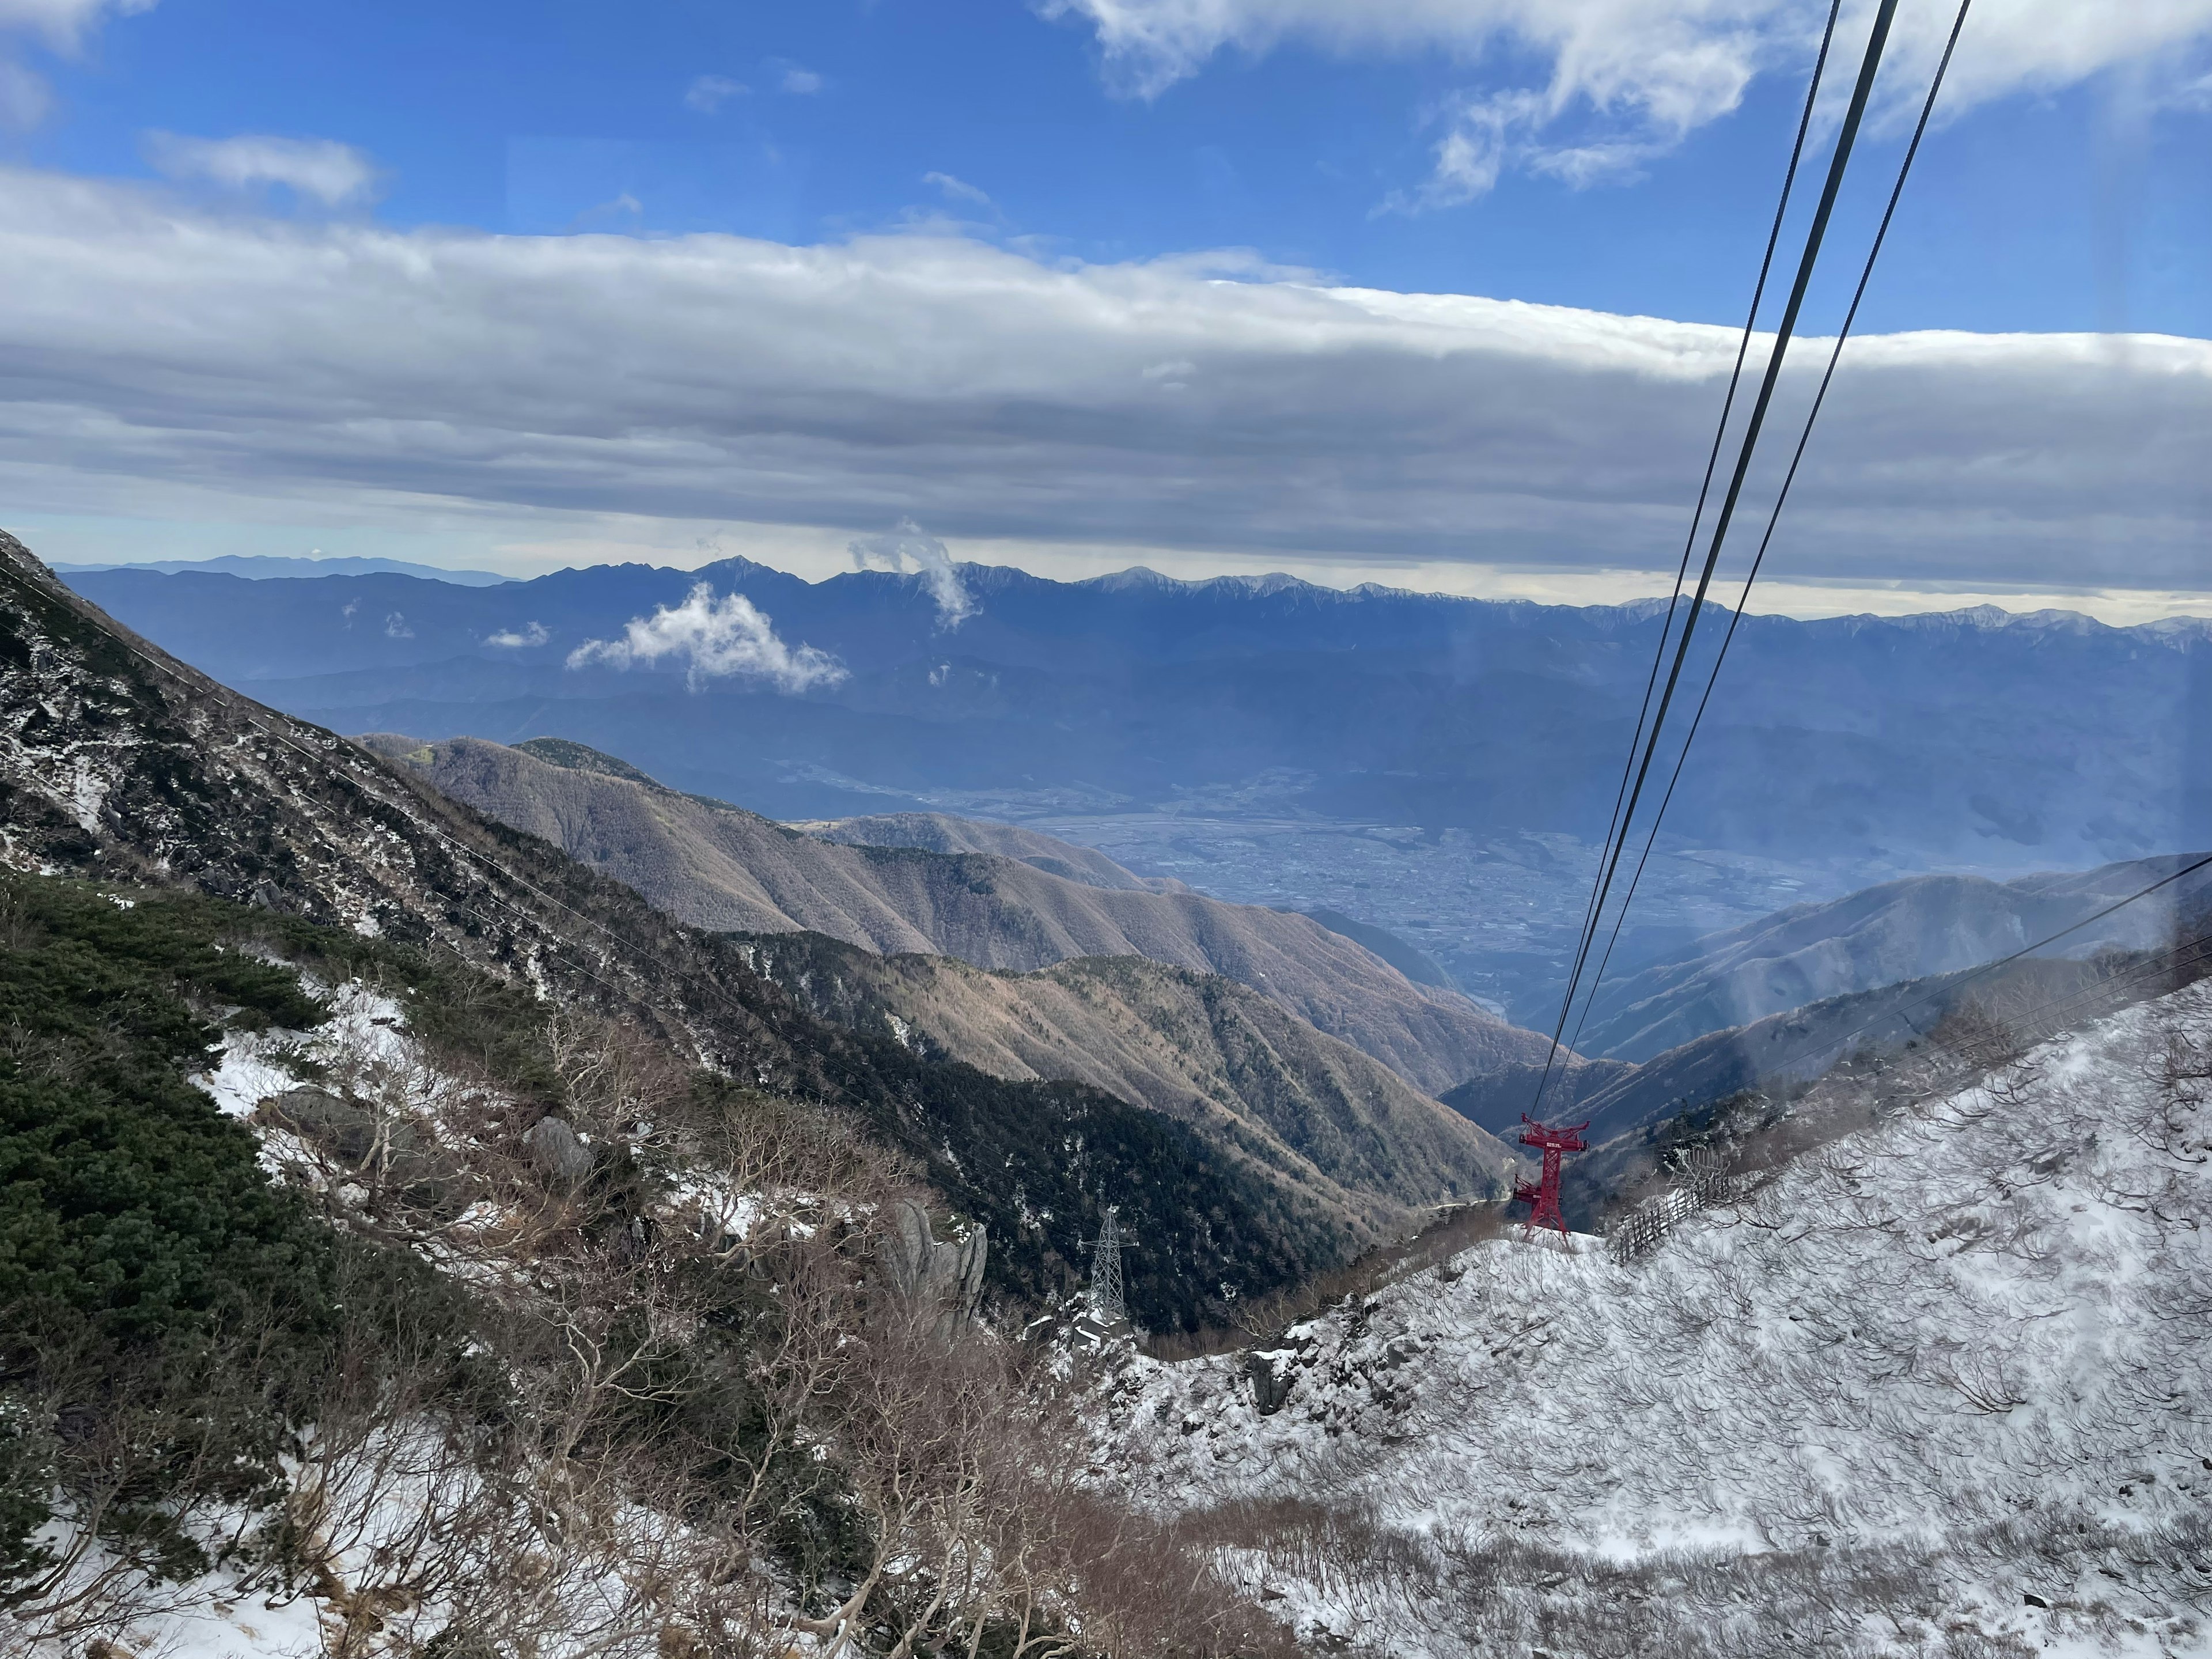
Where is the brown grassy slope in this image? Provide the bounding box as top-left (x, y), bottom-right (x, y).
top-left (732, 931), bottom-right (1517, 1222)
top-left (376, 735), bottom-right (1552, 1094)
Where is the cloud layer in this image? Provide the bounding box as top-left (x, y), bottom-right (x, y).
top-left (567, 584), bottom-right (846, 691)
top-left (0, 166), bottom-right (2204, 595)
top-left (1, 0), bottom-right (158, 135)
top-left (1048, 0), bottom-right (2212, 196)
top-left (143, 132), bottom-right (380, 204)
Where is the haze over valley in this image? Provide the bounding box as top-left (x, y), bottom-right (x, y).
top-left (71, 558), bottom-right (2212, 1023)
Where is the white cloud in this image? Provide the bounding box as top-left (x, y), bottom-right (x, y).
top-left (1528, 138), bottom-right (1665, 188)
top-left (849, 518), bottom-right (977, 628)
top-left (484, 621), bottom-right (549, 648)
top-left (1394, 99), bottom-right (1661, 210)
top-left (573, 190), bottom-right (643, 229)
top-left (144, 132), bottom-right (380, 205)
top-left (923, 170), bottom-right (993, 206)
top-left (0, 55), bottom-right (48, 129)
top-left (0, 0), bottom-right (155, 51)
top-left (384, 610), bottom-right (412, 638)
top-left (0, 0), bottom-right (153, 134)
top-left (1047, 0), bottom-right (2212, 200)
top-left (567, 584), bottom-right (846, 692)
top-left (0, 166), bottom-right (2202, 597)
top-left (684, 74), bottom-right (747, 112)
top-left (777, 62), bottom-right (824, 94)
top-left (1395, 88), bottom-right (1545, 209)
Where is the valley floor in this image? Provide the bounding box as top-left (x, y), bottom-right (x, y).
top-left (997, 810), bottom-right (2034, 1020)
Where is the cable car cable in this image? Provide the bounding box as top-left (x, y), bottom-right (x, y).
top-left (1562, 0), bottom-right (1975, 1063)
top-left (1559, 0), bottom-right (1849, 1008)
top-left (1530, 0), bottom-right (1903, 1116)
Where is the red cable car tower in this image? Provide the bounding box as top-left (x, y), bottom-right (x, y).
top-left (1512, 1115), bottom-right (1588, 1239)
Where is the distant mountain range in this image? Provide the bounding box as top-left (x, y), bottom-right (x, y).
top-left (60, 558), bottom-right (2212, 877)
top-left (54, 553), bottom-right (512, 584)
top-left (364, 733), bottom-right (1545, 1096)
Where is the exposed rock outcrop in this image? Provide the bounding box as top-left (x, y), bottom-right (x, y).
top-left (525, 1114), bottom-right (594, 1184)
top-left (884, 1198), bottom-right (988, 1339)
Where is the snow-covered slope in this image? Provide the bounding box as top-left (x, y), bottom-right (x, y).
top-left (50, 962), bottom-right (828, 1659)
top-left (1096, 982), bottom-right (2212, 1656)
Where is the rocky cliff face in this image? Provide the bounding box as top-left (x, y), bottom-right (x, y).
top-left (881, 1196), bottom-right (990, 1342)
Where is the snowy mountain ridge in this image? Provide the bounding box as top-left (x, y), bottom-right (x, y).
top-left (1090, 980), bottom-right (2212, 1656)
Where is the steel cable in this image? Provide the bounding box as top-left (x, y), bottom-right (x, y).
top-left (1531, 0), bottom-right (1904, 1116)
top-left (1562, 0), bottom-right (1977, 1066)
top-left (1558, 0), bottom-right (1848, 1013)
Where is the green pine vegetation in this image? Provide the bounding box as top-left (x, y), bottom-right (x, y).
top-left (0, 873), bottom-right (1301, 1653)
top-left (0, 876), bottom-right (474, 1602)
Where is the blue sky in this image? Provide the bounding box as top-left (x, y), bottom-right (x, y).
top-left (1, 0), bottom-right (2208, 614)
top-left (20, 0), bottom-right (2209, 333)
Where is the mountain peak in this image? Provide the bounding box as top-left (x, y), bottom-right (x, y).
top-left (513, 735), bottom-right (665, 787)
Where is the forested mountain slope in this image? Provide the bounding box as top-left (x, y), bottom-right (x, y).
top-left (0, 529), bottom-right (1358, 1329)
top-left (369, 733), bottom-right (1544, 1094)
top-left (722, 929), bottom-right (1511, 1229)
top-left (0, 873), bottom-right (1296, 1657)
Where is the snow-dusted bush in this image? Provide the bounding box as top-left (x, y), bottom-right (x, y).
top-left (3, 878), bottom-right (1292, 1658)
top-left (1100, 981), bottom-right (2212, 1656)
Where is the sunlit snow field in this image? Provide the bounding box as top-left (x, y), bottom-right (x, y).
top-left (1095, 982), bottom-right (2212, 1656)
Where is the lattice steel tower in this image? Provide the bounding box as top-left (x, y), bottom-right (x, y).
top-left (1088, 1207), bottom-right (1127, 1326)
top-left (1512, 1115), bottom-right (1589, 1240)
